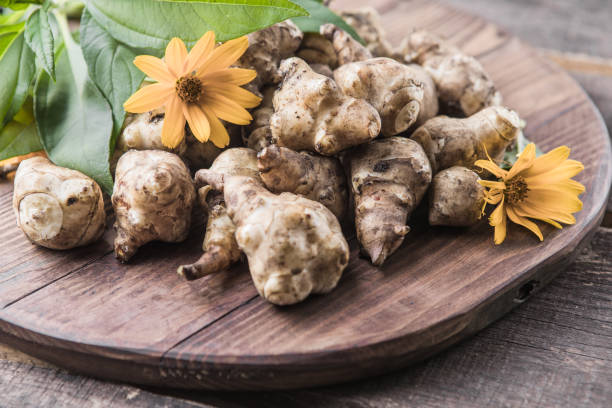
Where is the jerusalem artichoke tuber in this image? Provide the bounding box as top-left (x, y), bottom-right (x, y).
top-left (270, 57), bottom-right (381, 156)
top-left (410, 106), bottom-right (520, 174)
top-left (238, 21), bottom-right (303, 88)
top-left (243, 86), bottom-right (275, 152)
top-left (320, 24), bottom-right (373, 66)
top-left (297, 33), bottom-right (338, 69)
top-left (339, 7), bottom-right (395, 58)
top-left (112, 150), bottom-right (196, 262)
top-left (429, 166), bottom-right (484, 227)
top-left (197, 160), bottom-right (350, 305)
top-left (400, 30), bottom-right (502, 116)
top-left (334, 58), bottom-right (439, 136)
top-left (178, 148), bottom-right (260, 280)
top-left (12, 157), bottom-right (106, 250)
top-left (117, 109), bottom-right (241, 170)
top-left (347, 137), bottom-right (432, 266)
top-left (258, 145), bottom-right (348, 220)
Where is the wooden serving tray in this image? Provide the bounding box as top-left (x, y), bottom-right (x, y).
top-left (0, 0), bottom-right (610, 391)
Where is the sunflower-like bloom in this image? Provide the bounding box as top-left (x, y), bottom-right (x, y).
top-left (124, 32), bottom-right (261, 148)
top-left (475, 143), bottom-right (585, 244)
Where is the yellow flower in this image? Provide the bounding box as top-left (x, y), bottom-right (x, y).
top-left (475, 143), bottom-right (585, 244)
top-left (123, 32), bottom-right (261, 148)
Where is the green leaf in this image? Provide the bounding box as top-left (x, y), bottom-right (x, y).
top-left (291, 0), bottom-right (364, 44)
top-left (80, 8), bottom-right (153, 149)
top-left (0, 1), bottom-right (41, 10)
top-left (0, 120), bottom-right (42, 161)
top-left (25, 7), bottom-right (55, 79)
top-left (35, 13), bottom-right (114, 194)
top-left (0, 30), bottom-right (36, 128)
top-left (83, 0), bottom-right (308, 49)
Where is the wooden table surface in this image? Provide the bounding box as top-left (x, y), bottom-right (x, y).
top-left (1, 0), bottom-right (611, 406)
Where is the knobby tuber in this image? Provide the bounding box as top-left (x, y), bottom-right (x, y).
top-left (238, 20), bottom-right (303, 89)
top-left (320, 24), bottom-right (373, 66)
top-left (243, 86), bottom-right (275, 152)
top-left (297, 33), bottom-right (338, 69)
top-left (112, 150), bottom-right (196, 262)
top-left (258, 145), bottom-right (348, 220)
top-left (400, 30), bottom-right (502, 116)
top-left (270, 57), bottom-right (381, 156)
top-left (118, 109), bottom-right (242, 170)
top-left (12, 157), bottom-right (105, 250)
top-left (197, 160), bottom-right (350, 305)
top-left (179, 148), bottom-right (260, 280)
top-left (334, 58), bottom-right (439, 136)
top-left (410, 106), bottom-right (521, 173)
top-left (429, 166), bottom-right (484, 227)
top-left (339, 7), bottom-right (394, 58)
top-left (347, 137), bottom-right (432, 266)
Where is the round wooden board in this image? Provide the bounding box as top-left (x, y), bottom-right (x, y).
top-left (0, 0), bottom-right (611, 391)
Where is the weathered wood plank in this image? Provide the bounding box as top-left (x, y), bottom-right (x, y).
top-left (3, 228), bottom-right (610, 407)
top-left (0, 360), bottom-right (212, 408)
top-left (158, 227), bottom-right (612, 407)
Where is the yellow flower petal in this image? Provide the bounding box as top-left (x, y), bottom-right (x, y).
top-left (474, 159), bottom-right (507, 178)
top-left (201, 105), bottom-right (230, 148)
top-left (493, 212), bottom-right (507, 245)
top-left (513, 204), bottom-right (576, 225)
top-left (123, 83), bottom-right (174, 113)
top-left (535, 217), bottom-right (563, 229)
top-left (165, 37), bottom-right (188, 77)
top-left (489, 197), bottom-right (505, 227)
top-left (523, 189), bottom-right (583, 213)
top-left (525, 160), bottom-right (584, 185)
top-left (479, 180), bottom-right (506, 190)
top-left (522, 145), bottom-right (570, 177)
top-left (183, 103), bottom-right (211, 143)
top-left (184, 31), bottom-right (215, 74)
top-left (200, 68), bottom-right (258, 86)
top-left (202, 93), bottom-right (253, 125)
top-left (529, 180), bottom-right (585, 196)
top-left (507, 143), bottom-right (536, 179)
top-left (206, 84), bottom-right (262, 109)
top-left (161, 95), bottom-right (186, 148)
top-left (133, 56), bottom-right (176, 83)
top-left (506, 206), bottom-right (543, 241)
top-left (198, 36), bottom-right (249, 75)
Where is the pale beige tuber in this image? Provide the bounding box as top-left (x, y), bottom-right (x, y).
top-left (339, 7), bottom-right (394, 58)
top-left (179, 148), bottom-right (260, 280)
top-left (270, 57), bottom-right (381, 156)
top-left (243, 86), bottom-right (275, 152)
top-left (410, 106), bottom-right (521, 173)
top-left (297, 33), bottom-right (338, 69)
top-left (400, 30), bottom-right (502, 116)
top-left (238, 21), bottom-right (303, 88)
top-left (334, 58), bottom-right (439, 136)
top-left (320, 24), bottom-right (372, 66)
top-left (12, 157), bottom-right (106, 250)
top-left (429, 166), bottom-right (484, 227)
top-left (347, 137), bottom-right (432, 266)
top-left (257, 145), bottom-right (348, 220)
top-left (197, 156), bottom-right (350, 305)
top-left (118, 109), bottom-right (242, 170)
top-left (112, 150), bottom-right (196, 262)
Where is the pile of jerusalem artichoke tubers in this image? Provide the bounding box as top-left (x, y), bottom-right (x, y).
top-left (11, 7), bottom-right (521, 306)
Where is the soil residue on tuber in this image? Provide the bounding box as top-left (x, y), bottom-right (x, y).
top-left (347, 137), bottom-right (432, 266)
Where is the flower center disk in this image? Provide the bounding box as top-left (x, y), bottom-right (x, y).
top-left (176, 76), bottom-right (203, 103)
top-left (505, 176), bottom-right (529, 204)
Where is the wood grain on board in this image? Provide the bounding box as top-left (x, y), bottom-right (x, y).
top-left (0, 0), bottom-right (610, 391)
